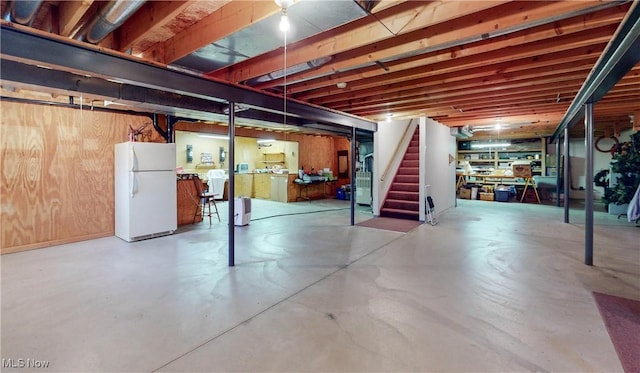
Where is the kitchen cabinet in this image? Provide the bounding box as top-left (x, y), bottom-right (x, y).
top-left (270, 175), bottom-right (289, 202)
top-left (234, 174), bottom-right (253, 197)
top-left (252, 174), bottom-right (272, 199)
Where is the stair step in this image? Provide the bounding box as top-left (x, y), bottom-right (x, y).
top-left (406, 146), bottom-right (419, 153)
top-left (402, 160), bottom-right (419, 168)
top-left (404, 153), bottom-right (419, 161)
top-left (410, 140), bottom-right (419, 147)
top-left (384, 199), bottom-right (419, 210)
top-left (393, 174), bottom-right (419, 184)
top-left (380, 208), bottom-right (420, 221)
top-left (388, 191), bottom-right (420, 201)
top-left (389, 182), bottom-right (419, 192)
top-left (397, 167), bottom-right (419, 175)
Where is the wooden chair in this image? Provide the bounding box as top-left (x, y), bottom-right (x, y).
top-left (192, 176), bottom-right (220, 225)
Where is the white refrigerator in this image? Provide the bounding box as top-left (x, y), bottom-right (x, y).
top-left (115, 142), bottom-right (177, 242)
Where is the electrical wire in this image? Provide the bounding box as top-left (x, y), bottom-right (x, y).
top-left (282, 25), bottom-right (287, 131)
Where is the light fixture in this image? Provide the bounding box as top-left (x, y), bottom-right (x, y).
top-left (336, 82), bottom-right (347, 89)
top-left (275, 0), bottom-right (293, 33)
top-left (471, 142), bottom-right (511, 149)
top-left (386, 113), bottom-right (393, 122)
top-left (198, 134), bottom-right (229, 140)
top-left (257, 139), bottom-right (276, 144)
top-left (279, 12), bottom-right (290, 32)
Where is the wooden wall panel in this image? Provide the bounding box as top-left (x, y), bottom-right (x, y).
top-left (174, 121), bottom-right (351, 181)
top-left (1, 101), bottom-right (151, 254)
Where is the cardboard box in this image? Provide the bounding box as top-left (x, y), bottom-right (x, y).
top-left (480, 192), bottom-right (494, 201)
top-left (512, 164), bottom-right (532, 177)
top-left (459, 188), bottom-right (471, 199)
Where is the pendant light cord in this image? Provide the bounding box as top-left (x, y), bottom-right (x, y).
top-left (283, 28), bottom-right (287, 130)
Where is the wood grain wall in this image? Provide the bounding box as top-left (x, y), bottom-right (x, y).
top-left (1, 101), bottom-right (152, 254)
top-left (174, 121), bottom-right (351, 181)
top-left (1, 106), bottom-right (352, 254)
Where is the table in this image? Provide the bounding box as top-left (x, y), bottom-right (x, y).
top-left (294, 179), bottom-right (329, 201)
top-left (460, 173), bottom-right (540, 203)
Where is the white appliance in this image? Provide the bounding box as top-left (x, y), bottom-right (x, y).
top-left (355, 171), bottom-right (372, 205)
top-left (115, 142), bottom-right (177, 242)
top-left (234, 197), bottom-right (251, 226)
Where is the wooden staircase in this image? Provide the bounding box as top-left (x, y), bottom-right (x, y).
top-left (380, 128), bottom-right (420, 220)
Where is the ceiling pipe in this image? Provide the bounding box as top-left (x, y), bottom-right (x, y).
top-left (3, 0), bottom-right (43, 25)
top-left (76, 0), bottom-right (145, 44)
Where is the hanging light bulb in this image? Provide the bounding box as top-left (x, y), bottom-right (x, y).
top-left (279, 11), bottom-right (290, 32)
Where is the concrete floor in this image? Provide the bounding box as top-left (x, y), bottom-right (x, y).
top-left (1, 198), bottom-right (638, 372)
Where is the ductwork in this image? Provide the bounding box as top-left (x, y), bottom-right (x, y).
top-left (76, 0), bottom-right (145, 44)
top-left (3, 0), bottom-right (43, 25)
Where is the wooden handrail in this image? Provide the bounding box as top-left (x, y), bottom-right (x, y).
top-left (380, 123), bottom-right (414, 182)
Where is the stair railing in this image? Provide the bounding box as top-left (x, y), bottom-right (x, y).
top-left (380, 121), bottom-right (415, 182)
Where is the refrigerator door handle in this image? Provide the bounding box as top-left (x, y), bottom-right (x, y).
top-left (130, 172), bottom-right (138, 197)
top-left (130, 146), bottom-right (138, 172)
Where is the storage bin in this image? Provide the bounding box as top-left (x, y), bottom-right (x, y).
top-left (459, 188), bottom-right (471, 199)
top-left (480, 192), bottom-right (494, 201)
top-left (496, 190), bottom-right (510, 202)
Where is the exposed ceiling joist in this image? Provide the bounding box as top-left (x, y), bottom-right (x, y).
top-left (551, 1), bottom-right (640, 142)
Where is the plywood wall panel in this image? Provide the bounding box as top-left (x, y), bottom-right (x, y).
top-left (1, 101), bottom-right (151, 254)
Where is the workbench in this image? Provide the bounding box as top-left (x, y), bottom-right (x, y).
top-left (458, 173), bottom-right (540, 203)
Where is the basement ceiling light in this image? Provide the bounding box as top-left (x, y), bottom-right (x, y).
top-left (471, 142), bottom-right (511, 149)
top-left (198, 134), bottom-right (229, 140)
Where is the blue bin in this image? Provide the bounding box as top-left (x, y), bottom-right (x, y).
top-left (496, 190), bottom-right (510, 202)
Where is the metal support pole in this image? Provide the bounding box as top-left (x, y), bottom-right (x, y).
top-left (228, 102), bottom-right (236, 267)
top-left (555, 138), bottom-right (561, 207)
top-left (584, 103), bottom-right (594, 266)
top-left (350, 127), bottom-right (356, 226)
top-left (563, 127), bottom-right (570, 223)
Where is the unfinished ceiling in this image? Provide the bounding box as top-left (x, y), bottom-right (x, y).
top-left (1, 0), bottom-right (639, 139)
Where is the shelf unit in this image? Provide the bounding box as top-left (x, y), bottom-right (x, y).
top-left (457, 138), bottom-right (547, 185)
top-left (262, 152), bottom-right (286, 165)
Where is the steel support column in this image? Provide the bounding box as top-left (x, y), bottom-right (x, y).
top-left (563, 128), bottom-right (571, 223)
top-left (228, 102), bottom-right (236, 267)
top-left (584, 103), bottom-right (594, 266)
top-left (555, 139), bottom-right (561, 207)
top-left (350, 127), bottom-right (356, 226)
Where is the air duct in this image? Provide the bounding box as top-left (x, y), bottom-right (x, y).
top-left (3, 0), bottom-right (43, 25)
top-left (77, 0), bottom-right (145, 44)
top-left (247, 56), bottom-right (333, 85)
top-left (450, 125), bottom-right (473, 138)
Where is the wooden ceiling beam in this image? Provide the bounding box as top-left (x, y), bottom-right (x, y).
top-left (57, 0), bottom-right (94, 37)
top-left (356, 100), bottom-right (571, 120)
top-left (282, 3), bottom-right (626, 94)
top-left (209, 1), bottom-right (508, 83)
top-left (158, 1), bottom-right (281, 64)
top-left (116, 1), bottom-right (193, 53)
top-left (260, 1), bottom-right (627, 91)
top-left (435, 113), bottom-right (565, 128)
top-left (336, 84), bottom-right (581, 113)
top-left (313, 59), bottom-right (596, 107)
top-left (300, 36), bottom-right (608, 103)
top-left (331, 78), bottom-right (587, 111)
